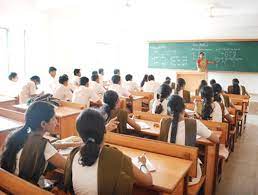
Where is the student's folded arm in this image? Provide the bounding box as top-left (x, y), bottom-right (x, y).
top-left (132, 164), bottom-right (153, 186)
top-left (127, 117), bottom-right (141, 131)
top-left (207, 132), bottom-right (220, 144)
top-left (48, 153), bottom-right (66, 170)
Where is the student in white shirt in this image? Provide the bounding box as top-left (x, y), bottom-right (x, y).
top-left (212, 83), bottom-right (234, 124)
top-left (72, 77), bottom-right (102, 108)
top-left (0, 101), bottom-right (66, 185)
top-left (195, 86), bottom-right (223, 122)
top-left (45, 66), bottom-right (58, 94)
top-left (151, 84), bottom-right (172, 115)
top-left (90, 74), bottom-right (106, 97)
top-left (19, 76), bottom-right (41, 104)
top-left (109, 75), bottom-right (131, 97)
top-left (70, 69), bottom-right (81, 92)
top-left (5, 72), bottom-right (19, 97)
top-left (64, 108), bottom-right (152, 195)
top-left (53, 74), bottom-right (73, 101)
top-left (161, 95), bottom-right (219, 185)
top-left (124, 74), bottom-right (140, 92)
top-left (114, 68), bottom-right (120, 76)
top-left (98, 68), bottom-right (105, 85)
top-left (142, 75), bottom-right (160, 93)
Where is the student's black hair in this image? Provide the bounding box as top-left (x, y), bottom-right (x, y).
top-left (59, 74), bottom-right (69, 84)
top-left (201, 86), bottom-right (214, 120)
top-left (212, 83), bottom-right (223, 103)
top-left (140, 74), bottom-right (148, 87)
top-left (167, 95), bottom-right (185, 143)
top-left (92, 71), bottom-right (98, 76)
top-left (91, 74), bottom-right (99, 82)
top-left (175, 78), bottom-right (186, 94)
top-left (114, 69), bottom-right (120, 75)
top-left (199, 51), bottom-right (205, 56)
top-left (210, 79), bottom-right (216, 86)
top-left (8, 72), bottom-right (17, 81)
top-left (98, 68), bottom-right (104, 75)
top-left (155, 84), bottom-right (172, 114)
top-left (101, 90), bottom-right (119, 121)
top-left (76, 108), bottom-right (105, 166)
top-left (80, 77), bottom-right (89, 86)
top-left (125, 74), bottom-right (133, 81)
top-left (164, 77), bottom-right (171, 85)
top-left (48, 67), bottom-right (57, 73)
top-left (30, 75), bottom-right (40, 84)
top-left (73, 69), bottom-right (81, 76)
top-left (198, 80), bottom-right (208, 93)
top-left (0, 101), bottom-right (55, 173)
top-left (148, 74), bottom-right (155, 81)
top-left (232, 78), bottom-right (240, 95)
top-left (111, 75), bottom-right (121, 84)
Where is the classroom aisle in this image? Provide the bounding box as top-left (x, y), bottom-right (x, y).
top-left (216, 95), bottom-right (258, 195)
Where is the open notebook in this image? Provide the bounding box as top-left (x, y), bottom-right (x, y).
top-left (132, 156), bottom-right (156, 172)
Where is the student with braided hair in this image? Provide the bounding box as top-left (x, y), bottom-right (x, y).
top-left (174, 78), bottom-right (190, 103)
top-left (159, 95), bottom-right (219, 185)
top-left (64, 108), bottom-right (152, 195)
top-left (151, 84), bottom-right (172, 115)
top-left (0, 101), bottom-right (66, 185)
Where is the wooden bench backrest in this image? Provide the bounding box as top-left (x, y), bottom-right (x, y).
top-left (200, 120), bottom-right (228, 145)
top-left (105, 132), bottom-right (198, 177)
top-left (0, 107), bottom-right (24, 122)
top-left (190, 96), bottom-right (202, 103)
top-left (133, 111), bottom-right (170, 122)
top-left (0, 168), bottom-right (53, 195)
top-left (224, 94), bottom-right (249, 100)
top-left (60, 101), bottom-right (86, 110)
top-left (185, 103), bottom-right (195, 111)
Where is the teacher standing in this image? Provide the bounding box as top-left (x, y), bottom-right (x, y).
top-left (196, 52), bottom-right (216, 72)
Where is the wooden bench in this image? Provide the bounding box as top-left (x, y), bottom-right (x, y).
top-left (130, 91), bottom-right (154, 112)
top-left (0, 168), bottom-right (53, 195)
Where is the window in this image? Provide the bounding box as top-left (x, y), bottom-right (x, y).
top-left (0, 27), bottom-right (9, 78)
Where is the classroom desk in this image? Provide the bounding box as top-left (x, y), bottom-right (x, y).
top-left (54, 136), bottom-right (193, 195)
top-left (13, 104), bottom-right (82, 139)
top-left (0, 116), bottom-right (23, 151)
top-left (120, 95), bottom-right (145, 112)
top-left (0, 96), bottom-right (17, 109)
top-left (128, 119), bottom-right (221, 195)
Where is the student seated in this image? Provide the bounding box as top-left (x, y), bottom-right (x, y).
top-left (19, 76), bottom-right (41, 104)
top-left (64, 108), bottom-right (152, 195)
top-left (196, 80), bottom-right (208, 96)
top-left (174, 78), bottom-right (190, 103)
top-left (70, 69), bottom-right (81, 91)
top-left (72, 77), bottom-right (102, 108)
top-left (159, 95), bottom-right (219, 185)
top-left (114, 68), bottom-right (120, 75)
top-left (195, 86), bottom-right (223, 122)
top-left (109, 75), bottom-right (130, 97)
top-left (100, 90), bottom-right (140, 134)
top-left (228, 78), bottom-right (249, 96)
top-left (212, 83), bottom-right (234, 124)
top-left (142, 75), bottom-right (160, 93)
top-left (98, 68), bottom-right (105, 85)
top-left (53, 74), bottom-right (73, 101)
top-left (140, 74), bottom-right (148, 88)
top-left (210, 79), bottom-right (216, 86)
top-left (0, 101), bottom-right (66, 185)
top-left (163, 76), bottom-right (171, 85)
top-left (124, 74), bottom-right (140, 92)
top-left (45, 66), bottom-right (58, 94)
top-left (5, 72), bottom-right (19, 97)
top-left (151, 84), bottom-right (172, 115)
top-left (90, 74), bottom-right (106, 97)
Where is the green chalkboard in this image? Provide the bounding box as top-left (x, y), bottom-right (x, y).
top-left (148, 41), bottom-right (258, 72)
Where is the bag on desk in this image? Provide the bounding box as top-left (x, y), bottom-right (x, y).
top-left (27, 94), bottom-right (60, 107)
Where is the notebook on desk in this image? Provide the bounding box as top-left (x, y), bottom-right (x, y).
top-left (127, 121), bottom-right (151, 129)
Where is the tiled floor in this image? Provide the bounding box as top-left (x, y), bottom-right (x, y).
top-left (216, 95), bottom-right (258, 195)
